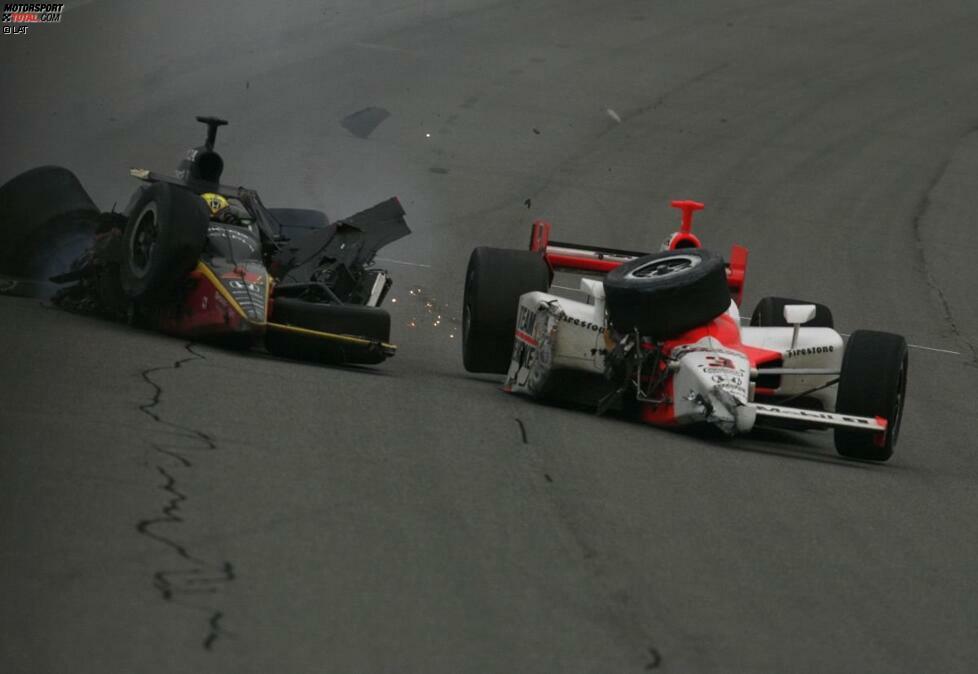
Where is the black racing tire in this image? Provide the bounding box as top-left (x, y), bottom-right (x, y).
top-left (750, 296), bottom-right (834, 328)
top-left (0, 166), bottom-right (99, 278)
top-left (462, 247), bottom-right (551, 374)
top-left (265, 298), bottom-right (391, 365)
top-left (603, 248), bottom-right (730, 339)
top-left (120, 182), bottom-right (210, 302)
top-left (834, 330), bottom-right (908, 462)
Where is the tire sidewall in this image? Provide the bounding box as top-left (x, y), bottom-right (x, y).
top-left (604, 248), bottom-right (729, 338)
top-left (120, 183), bottom-right (209, 302)
top-left (835, 330), bottom-right (908, 459)
top-left (462, 247), bottom-right (550, 374)
top-left (265, 298), bottom-right (391, 365)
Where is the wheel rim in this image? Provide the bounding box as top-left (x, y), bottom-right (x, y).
top-left (128, 204), bottom-right (159, 279)
top-left (627, 254), bottom-right (700, 280)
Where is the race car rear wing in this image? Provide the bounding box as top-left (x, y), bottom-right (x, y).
top-left (528, 213), bottom-right (749, 305)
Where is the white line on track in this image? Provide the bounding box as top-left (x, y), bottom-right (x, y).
top-left (835, 333), bottom-right (961, 355)
top-left (908, 344), bottom-right (961, 355)
top-left (375, 257), bottom-right (432, 269)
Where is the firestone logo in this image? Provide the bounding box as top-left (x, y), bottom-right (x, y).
top-left (2, 3), bottom-right (63, 33)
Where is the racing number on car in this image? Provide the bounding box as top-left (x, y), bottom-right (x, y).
top-left (514, 305), bottom-right (538, 374)
top-left (705, 355), bottom-right (736, 370)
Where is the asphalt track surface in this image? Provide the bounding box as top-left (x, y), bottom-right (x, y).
top-left (2, 1), bottom-right (978, 672)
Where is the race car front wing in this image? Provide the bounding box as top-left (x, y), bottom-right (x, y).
top-left (751, 402), bottom-right (887, 434)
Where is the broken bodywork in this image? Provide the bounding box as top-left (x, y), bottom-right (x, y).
top-left (463, 200), bottom-right (907, 462)
top-left (0, 117), bottom-right (410, 365)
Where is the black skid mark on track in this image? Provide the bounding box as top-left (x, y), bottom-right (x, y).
top-left (515, 417), bottom-right (528, 444)
top-left (910, 125), bottom-right (978, 368)
top-left (645, 646), bottom-right (662, 669)
top-left (511, 412), bottom-right (663, 669)
top-left (135, 342), bottom-right (235, 651)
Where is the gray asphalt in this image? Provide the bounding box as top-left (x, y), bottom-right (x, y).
top-left (2, 1), bottom-right (978, 672)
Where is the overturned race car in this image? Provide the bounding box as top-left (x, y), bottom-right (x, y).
top-left (0, 116), bottom-right (409, 365)
top-left (462, 200), bottom-right (908, 462)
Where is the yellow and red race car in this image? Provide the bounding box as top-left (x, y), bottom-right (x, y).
top-left (0, 117), bottom-right (409, 365)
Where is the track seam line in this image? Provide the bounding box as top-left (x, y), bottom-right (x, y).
top-left (910, 124), bottom-right (978, 369)
top-left (135, 342), bottom-right (235, 651)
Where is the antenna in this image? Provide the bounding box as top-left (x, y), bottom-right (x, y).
top-left (195, 116), bottom-right (228, 151)
top-left (663, 200), bottom-right (705, 250)
top-left (670, 200), bottom-right (705, 233)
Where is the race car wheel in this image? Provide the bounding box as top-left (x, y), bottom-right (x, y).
top-left (462, 247), bottom-right (550, 374)
top-left (265, 298), bottom-right (391, 365)
top-left (120, 183), bottom-right (209, 302)
top-left (750, 296), bottom-right (834, 328)
top-left (603, 248), bottom-right (729, 339)
top-left (834, 330), bottom-right (908, 462)
top-left (0, 166), bottom-right (99, 279)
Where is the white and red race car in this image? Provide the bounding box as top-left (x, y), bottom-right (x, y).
top-left (462, 200), bottom-right (908, 462)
